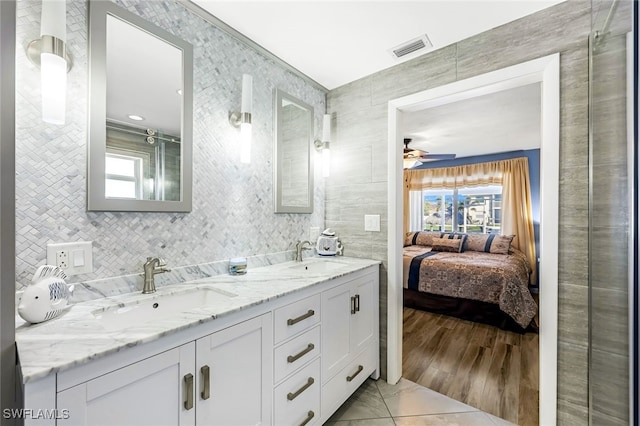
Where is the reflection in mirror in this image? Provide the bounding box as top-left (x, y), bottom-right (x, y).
top-left (274, 89), bottom-right (314, 214)
top-left (105, 121), bottom-right (181, 201)
top-left (88, 2), bottom-right (193, 212)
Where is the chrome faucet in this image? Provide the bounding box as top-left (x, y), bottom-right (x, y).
top-left (142, 257), bottom-right (171, 294)
top-left (295, 240), bottom-right (312, 262)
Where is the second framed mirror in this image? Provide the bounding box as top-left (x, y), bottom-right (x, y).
top-left (273, 89), bottom-right (314, 214)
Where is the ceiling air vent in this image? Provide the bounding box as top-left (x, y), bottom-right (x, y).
top-left (388, 34), bottom-right (433, 60)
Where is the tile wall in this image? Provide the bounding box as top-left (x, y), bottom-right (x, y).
top-left (14, 0), bottom-right (326, 289)
top-left (326, 1), bottom-right (595, 422)
top-left (589, 0), bottom-right (633, 424)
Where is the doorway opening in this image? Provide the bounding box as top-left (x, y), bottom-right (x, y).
top-left (386, 54), bottom-right (560, 425)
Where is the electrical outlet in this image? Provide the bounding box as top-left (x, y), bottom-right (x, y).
top-left (56, 250), bottom-right (68, 269)
top-left (47, 242), bottom-right (93, 276)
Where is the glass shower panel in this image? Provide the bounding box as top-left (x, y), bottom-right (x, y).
top-left (588, 0), bottom-right (633, 424)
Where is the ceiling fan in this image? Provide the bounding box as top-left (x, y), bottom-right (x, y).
top-left (403, 138), bottom-right (456, 168)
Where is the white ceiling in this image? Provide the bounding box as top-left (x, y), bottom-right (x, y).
top-left (400, 82), bottom-right (542, 160)
top-left (191, 0), bottom-right (564, 90)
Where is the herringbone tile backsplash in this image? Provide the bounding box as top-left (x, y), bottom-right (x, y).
top-left (15, 0), bottom-right (326, 289)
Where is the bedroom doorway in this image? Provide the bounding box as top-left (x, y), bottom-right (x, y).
top-left (386, 54), bottom-right (560, 425)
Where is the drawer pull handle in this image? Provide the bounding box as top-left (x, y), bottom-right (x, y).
top-left (287, 343), bottom-right (315, 363)
top-left (355, 294), bottom-right (360, 312)
top-left (287, 377), bottom-right (315, 401)
top-left (201, 365), bottom-right (210, 400)
top-left (299, 410), bottom-right (315, 426)
top-left (346, 365), bottom-right (364, 382)
top-left (287, 309), bottom-right (315, 326)
top-left (183, 373), bottom-right (194, 410)
top-left (351, 296), bottom-right (356, 314)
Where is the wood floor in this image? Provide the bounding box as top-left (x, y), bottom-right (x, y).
top-left (402, 307), bottom-right (539, 426)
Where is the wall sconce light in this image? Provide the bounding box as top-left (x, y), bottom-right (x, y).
top-left (314, 114), bottom-right (331, 178)
top-left (229, 74), bottom-right (253, 164)
top-left (27, 0), bottom-right (72, 125)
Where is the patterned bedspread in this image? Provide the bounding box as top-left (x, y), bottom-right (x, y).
top-left (402, 245), bottom-right (537, 328)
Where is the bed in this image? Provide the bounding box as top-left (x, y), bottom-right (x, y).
top-left (403, 231), bottom-right (538, 333)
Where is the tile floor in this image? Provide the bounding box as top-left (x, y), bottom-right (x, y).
top-left (325, 378), bottom-right (517, 426)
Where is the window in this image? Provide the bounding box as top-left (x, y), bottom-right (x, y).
top-left (105, 153), bottom-right (143, 199)
top-left (420, 185), bottom-right (502, 233)
top-left (423, 190), bottom-right (454, 232)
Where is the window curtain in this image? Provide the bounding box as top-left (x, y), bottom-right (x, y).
top-left (408, 191), bottom-right (423, 232)
top-left (500, 158), bottom-right (537, 284)
top-left (403, 157), bottom-right (537, 284)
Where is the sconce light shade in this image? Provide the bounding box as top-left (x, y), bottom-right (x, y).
top-left (241, 74), bottom-right (252, 115)
top-left (230, 74), bottom-right (253, 164)
top-left (38, 0), bottom-right (68, 125)
top-left (321, 114), bottom-right (331, 178)
top-left (322, 146), bottom-right (331, 178)
top-left (315, 114), bottom-right (331, 178)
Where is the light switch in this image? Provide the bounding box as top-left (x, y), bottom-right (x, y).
top-left (364, 215), bottom-right (380, 232)
top-left (72, 249), bottom-right (85, 267)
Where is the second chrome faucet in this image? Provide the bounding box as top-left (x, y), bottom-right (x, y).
top-left (142, 257), bottom-right (171, 294)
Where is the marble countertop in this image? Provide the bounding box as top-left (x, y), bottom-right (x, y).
top-left (15, 256), bottom-right (380, 384)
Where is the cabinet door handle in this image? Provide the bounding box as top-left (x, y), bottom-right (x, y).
top-left (287, 309), bottom-right (315, 326)
top-left (299, 410), bottom-right (315, 426)
top-left (355, 294), bottom-right (360, 312)
top-left (350, 296), bottom-right (356, 314)
top-left (201, 365), bottom-right (210, 400)
top-left (287, 377), bottom-right (315, 401)
top-left (287, 343), bottom-right (315, 363)
top-left (346, 365), bottom-right (364, 382)
top-left (183, 373), bottom-right (194, 410)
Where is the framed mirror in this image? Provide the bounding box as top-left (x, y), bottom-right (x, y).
top-left (87, 2), bottom-right (193, 212)
top-left (273, 89), bottom-right (314, 214)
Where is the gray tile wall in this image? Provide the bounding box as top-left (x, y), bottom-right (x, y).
top-left (15, 0), bottom-right (326, 289)
top-left (326, 1), bottom-right (595, 423)
top-left (589, 0), bottom-right (632, 423)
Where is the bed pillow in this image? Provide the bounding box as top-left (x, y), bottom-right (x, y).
top-left (465, 234), bottom-right (515, 254)
top-left (431, 237), bottom-right (464, 253)
top-left (404, 231), bottom-right (444, 247)
top-left (441, 232), bottom-right (469, 250)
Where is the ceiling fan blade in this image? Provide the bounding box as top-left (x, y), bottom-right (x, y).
top-left (420, 154), bottom-right (456, 160)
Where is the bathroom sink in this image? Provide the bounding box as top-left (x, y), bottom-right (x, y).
top-left (93, 287), bottom-right (237, 331)
top-left (288, 259), bottom-right (348, 274)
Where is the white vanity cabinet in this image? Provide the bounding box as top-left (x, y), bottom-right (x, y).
top-left (320, 273), bottom-right (378, 421)
top-left (57, 344), bottom-right (195, 426)
top-left (272, 295), bottom-right (322, 426)
top-left (195, 314), bottom-right (272, 425)
top-left (56, 314), bottom-right (272, 426)
top-left (20, 262), bottom-right (379, 426)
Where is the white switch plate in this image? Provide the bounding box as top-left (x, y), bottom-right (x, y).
top-left (364, 215), bottom-right (381, 232)
top-left (46, 241), bottom-right (93, 276)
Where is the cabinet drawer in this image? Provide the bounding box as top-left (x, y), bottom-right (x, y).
top-left (321, 343), bottom-right (377, 420)
top-left (274, 294), bottom-right (321, 344)
top-left (274, 325), bottom-right (321, 384)
top-left (274, 358), bottom-right (321, 426)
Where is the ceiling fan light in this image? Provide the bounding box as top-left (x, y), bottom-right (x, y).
top-left (403, 158), bottom-right (422, 169)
